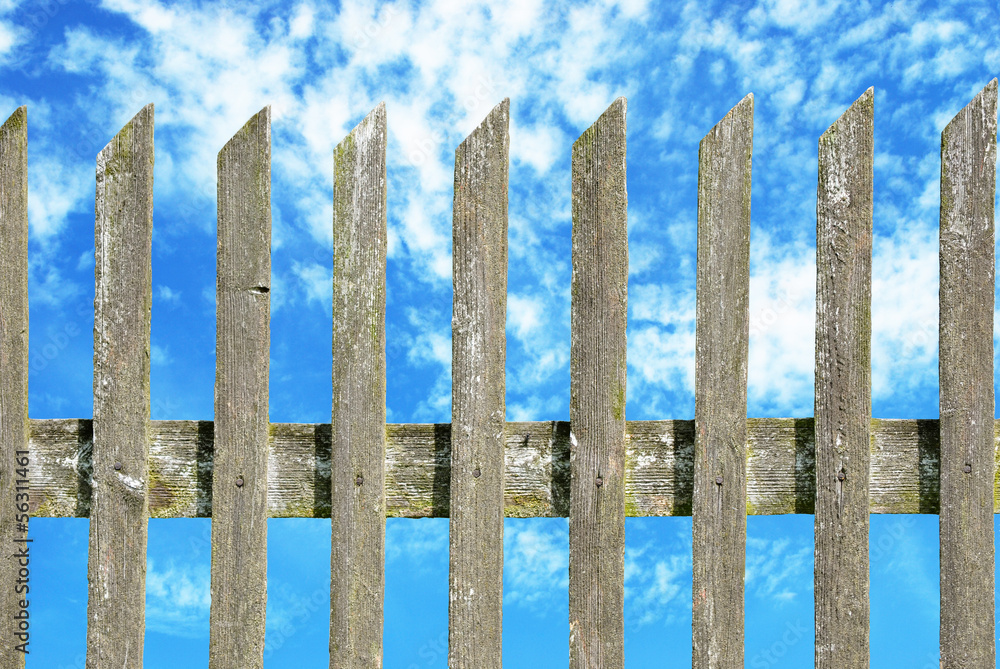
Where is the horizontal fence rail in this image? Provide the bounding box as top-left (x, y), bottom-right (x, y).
top-left (2, 78), bottom-right (998, 668)
top-left (23, 417), bottom-right (1000, 518)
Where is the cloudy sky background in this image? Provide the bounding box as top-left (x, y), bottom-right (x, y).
top-left (3, 0), bottom-right (998, 666)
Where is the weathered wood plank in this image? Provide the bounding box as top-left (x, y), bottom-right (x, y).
top-left (330, 103), bottom-right (387, 668)
top-left (0, 106), bottom-right (28, 668)
top-left (938, 78), bottom-right (997, 669)
top-left (88, 104), bottom-right (154, 669)
top-left (692, 93), bottom-right (752, 669)
top-left (25, 417), bottom-right (991, 517)
top-left (449, 98), bottom-right (509, 668)
top-left (210, 107), bottom-right (271, 669)
top-left (814, 87), bottom-right (874, 669)
top-left (569, 97), bottom-right (627, 669)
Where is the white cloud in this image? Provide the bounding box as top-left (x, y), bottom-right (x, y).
top-left (288, 3), bottom-right (315, 40)
top-left (747, 230), bottom-right (815, 416)
top-left (157, 285), bottom-right (181, 305)
top-left (385, 518), bottom-right (448, 569)
top-left (507, 293), bottom-right (544, 341)
top-left (145, 558), bottom-right (211, 638)
top-left (150, 343), bottom-right (171, 366)
top-left (292, 260), bottom-right (331, 309)
top-left (745, 534), bottom-right (812, 603)
top-left (624, 520), bottom-right (691, 626)
top-left (504, 519), bottom-right (568, 610)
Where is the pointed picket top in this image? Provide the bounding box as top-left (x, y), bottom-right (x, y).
top-left (338, 101), bottom-right (386, 154)
top-left (943, 78), bottom-right (997, 138)
top-left (98, 103), bottom-right (154, 165)
top-left (459, 97), bottom-right (509, 151)
top-left (822, 86), bottom-right (874, 139)
top-left (701, 92), bottom-right (753, 146)
top-left (220, 105), bottom-right (270, 162)
top-left (573, 96), bottom-right (626, 156)
top-left (1, 105), bottom-right (26, 134)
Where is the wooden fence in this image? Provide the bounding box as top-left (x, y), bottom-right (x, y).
top-left (0, 78), bottom-right (997, 668)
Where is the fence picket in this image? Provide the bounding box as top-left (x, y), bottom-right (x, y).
top-left (448, 98), bottom-right (510, 668)
top-left (0, 106), bottom-right (28, 668)
top-left (692, 93), bottom-right (752, 669)
top-left (938, 78), bottom-right (997, 669)
top-left (814, 87), bottom-right (874, 669)
top-left (569, 97), bottom-right (627, 669)
top-left (330, 103), bottom-right (388, 668)
top-left (209, 106), bottom-right (271, 669)
top-left (88, 104), bottom-right (154, 668)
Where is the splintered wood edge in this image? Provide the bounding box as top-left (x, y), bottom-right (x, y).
top-left (25, 417), bottom-right (974, 518)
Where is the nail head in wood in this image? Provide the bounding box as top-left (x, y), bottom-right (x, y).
top-left (356, 475), bottom-right (364, 486)
top-left (837, 471), bottom-right (846, 481)
top-left (715, 476), bottom-right (723, 486)
top-left (236, 477), bottom-right (244, 488)
top-left (964, 465), bottom-right (972, 474)
top-left (472, 468), bottom-right (481, 478)
top-left (114, 462), bottom-right (122, 471)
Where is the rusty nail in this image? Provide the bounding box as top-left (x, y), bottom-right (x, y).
top-left (595, 476), bottom-right (603, 487)
top-left (715, 476), bottom-right (723, 486)
top-left (964, 465), bottom-right (972, 474)
top-left (356, 475), bottom-right (364, 486)
top-left (837, 471), bottom-right (846, 481)
top-left (236, 477), bottom-right (244, 487)
top-left (473, 468), bottom-right (481, 478)
top-left (114, 462), bottom-right (122, 471)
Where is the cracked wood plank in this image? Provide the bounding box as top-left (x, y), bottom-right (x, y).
top-left (692, 93), bottom-right (752, 669)
top-left (449, 98), bottom-right (509, 669)
top-left (0, 106), bottom-right (28, 669)
top-left (569, 97), bottom-right (627, 669)
top-left (87, 104), bottom-right (154, 669)
top-left (210, 106), bottom-right (271, 669)
top-left (331, 103), bottom-right (387, 669)
top-left (814, 87), bottom-right (874, 669)
top-left (939, 78), bottom-right (997, 669)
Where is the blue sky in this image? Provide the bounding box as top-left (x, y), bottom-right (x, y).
top-left (3, 0), bottom-right (999, 666)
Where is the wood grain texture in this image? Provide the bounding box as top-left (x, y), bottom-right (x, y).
top-left (814, 87), bottom-right (873, 669)
top-left (449, 98), bottom-right (509, 668)
top-left (0, 106), bottom-right (28, 669)
top-left (26, 417), bottom-right (984, 517)
top-left (210, 106), bottom-right (271, 669)
top-left (569, 97), bottom-right (627, 669)
top-left (87, 104), bottom-right (154, 669)
top-left (692, 93), bottom-right (752, 669)
top-left (938, 78), bottom-right (997, 669)
top-left (330, 103), bottom-right (387, 668)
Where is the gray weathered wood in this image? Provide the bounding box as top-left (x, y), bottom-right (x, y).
top-left (330, 103), bottom-right (387, 668)
top-left (449, 98), bottom-right (509, 668)
top-left (88, 104), bottom-right (154, 669)
top-left (209, 106), bottom-right (271, 669)
top-left (692, 93), bottom-right (752, 669)
top-left (569, 97), bottom-right (627, 669)
top-left (814, 87), bottom-right (873, 669)
top-left (938, 78), bottom-right (997, 669)
top-left (0, 106), bottom-right (28, 668)
top-left (25, 417), bottom-right (985, 518)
